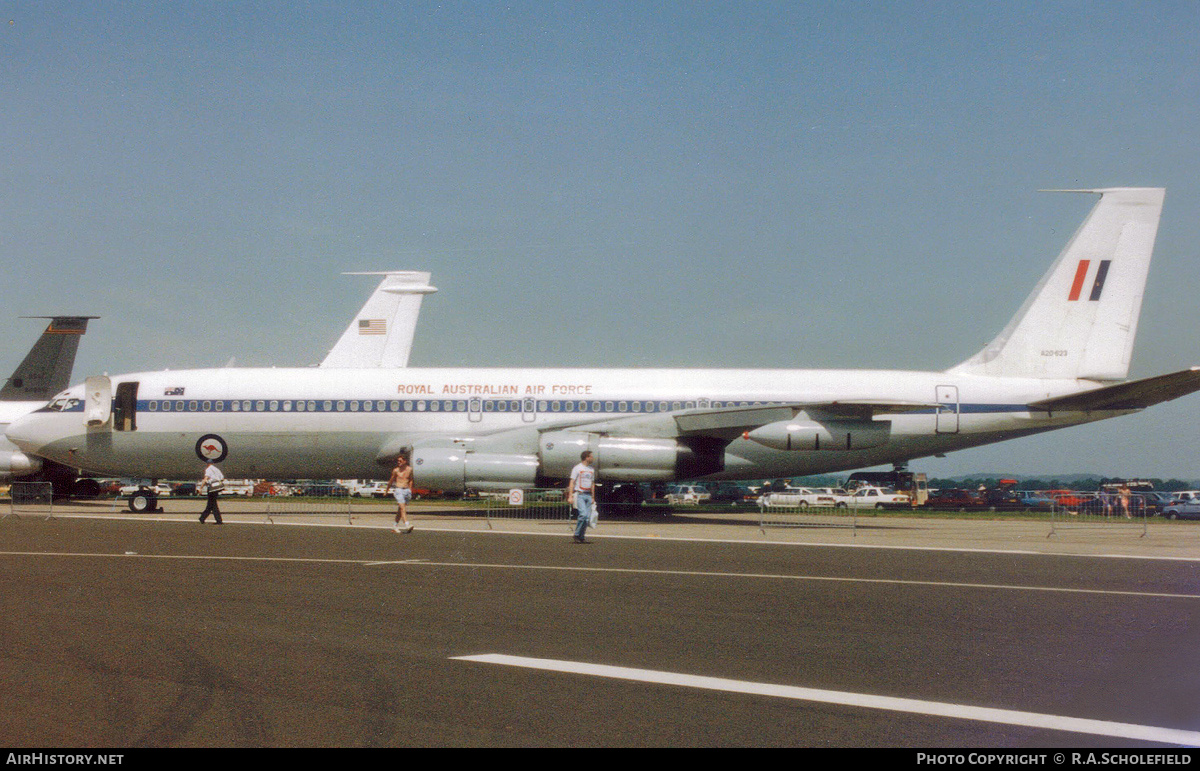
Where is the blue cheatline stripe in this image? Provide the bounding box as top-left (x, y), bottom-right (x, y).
top-left (49, 399), bottom-right (1057, 416)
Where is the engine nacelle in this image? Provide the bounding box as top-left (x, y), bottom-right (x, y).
top-left (540, 431), bottom-right (724, 481)
top-left (746, 419), bottom-right (890, 451)
top-left (0, 449), bottom-right (43, 481)
top-left (411, 446), bottom-right (538, 493)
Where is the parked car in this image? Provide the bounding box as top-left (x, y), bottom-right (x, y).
top-left (1015, 491), bottom-right (1055, 510)
top-left (119, 482), bottom-right (171, 498)
top-left (925, 488), bottom-right (985, 510)
top-left (172, 482), bottom-right (198, 497)
top-left (761, 486), bottom-right (842, 508)
top-left (1047, 490), bottom-right (1095, 508)
top-left (709, 482), bottom-right (750, 504)
top-left (666, 485), bottom-right (711, 505)
top-left (845, 486), bottom-right (911, 509)
top-left (1161, 500), bottom-right (1200, 520)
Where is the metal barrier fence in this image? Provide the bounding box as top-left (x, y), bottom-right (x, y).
top-left (758, 499), bottom-right (857, 535)
top-left (1049, 492), bottom-right (1150, 537)
top-left (483, 489), bottom-right (574, 530)
top-left (263, 493), bottom-right (354, 524)
top-left (7, 481), bottom-right (54, 520)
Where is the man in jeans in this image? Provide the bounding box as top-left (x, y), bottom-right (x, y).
top-left (567, 450), bottom-right (597, 543)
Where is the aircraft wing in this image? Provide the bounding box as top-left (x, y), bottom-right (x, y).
top-left (1028, 368), bottom-right (1200, 412)
top-left (320, 272), bottom-right (437, 368)
top-left (549, 399), bottom-right (936, 442)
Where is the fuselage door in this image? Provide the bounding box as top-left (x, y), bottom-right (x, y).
top-left (522, 397), bottom-right (537, 423)
top-left (114, 381), bottom-right (139, 432)
top-left (84, 376), bottom-right (112, 428)
top-left (468, 397), bottom-right (482, 423)
top-left (935, 385), bottom-right (959, 434)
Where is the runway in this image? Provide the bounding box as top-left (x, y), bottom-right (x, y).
top-left (1, 513), bottom-right (1197, 747)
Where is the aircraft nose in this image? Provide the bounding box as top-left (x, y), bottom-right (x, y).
top-left (5, 412), bottom-right (55, 454)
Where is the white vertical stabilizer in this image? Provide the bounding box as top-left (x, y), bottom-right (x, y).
top-left (949, 188), bottom-right (1165, 381)
top-left (320, 271), bottom-right (437, 368)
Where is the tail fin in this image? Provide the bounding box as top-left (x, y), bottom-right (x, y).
top-left (320, 271), bottom-right (437, 368)
top-left (1, 316), bottom-right (97, 402)
top-left (949, 188), bottom-right (1165, 381)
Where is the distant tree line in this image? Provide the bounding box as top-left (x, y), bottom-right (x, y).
top-left (929, 477), bottom-right (1198, 492)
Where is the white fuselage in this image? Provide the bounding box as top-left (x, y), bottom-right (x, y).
top-left (5, 366), bottom-right (1130, 483)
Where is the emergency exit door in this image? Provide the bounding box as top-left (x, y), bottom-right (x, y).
top-left (935, 385), bottom-right (959, 433)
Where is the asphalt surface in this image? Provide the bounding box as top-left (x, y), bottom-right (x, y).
top-left (1, 509), bottom-right (1198, 747)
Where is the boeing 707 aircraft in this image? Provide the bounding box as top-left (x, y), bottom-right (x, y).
top-left (8, 188), bottom-right (1200, 511)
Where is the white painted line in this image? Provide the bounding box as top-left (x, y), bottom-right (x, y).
top-left (2, 551), bottom-right (1198, 600)
top-left (453, 654), bottom-right (1200, 746)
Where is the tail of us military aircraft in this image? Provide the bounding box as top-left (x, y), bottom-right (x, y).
top-left (1, 316), bottom-right (98, 402)
top-left (320, 271), bottom-right (438, 369)
top-left (950, 188), bottom-right (1165, 382)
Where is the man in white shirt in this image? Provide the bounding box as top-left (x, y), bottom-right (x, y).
top-left (567, 450), bottom-right (597, 543)
top-left (199, 461), bottom-right (225, 524)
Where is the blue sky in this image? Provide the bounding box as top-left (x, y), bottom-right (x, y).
top-left (3, 1), bottom-right (1199, 478)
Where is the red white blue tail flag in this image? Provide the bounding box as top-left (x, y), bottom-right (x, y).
top-left (358, 319), bottom-right (387, 335)
top-left (1067, 259), bottom-right (1112, 302)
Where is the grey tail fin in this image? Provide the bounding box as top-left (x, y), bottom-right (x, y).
top-left (1, 316), bottom-right (98, 402)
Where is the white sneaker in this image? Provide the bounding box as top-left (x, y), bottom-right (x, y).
top-left (404, 524), bottom-right (415, 533)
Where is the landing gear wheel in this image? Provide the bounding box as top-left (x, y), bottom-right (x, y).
top-left (129, 492), bottom-right (158, 513)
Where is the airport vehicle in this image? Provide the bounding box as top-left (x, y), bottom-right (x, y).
top-left (1, 316), bottom-right (96, 487)
top-left (11, 189), bottom-right (1200, 504)
top-left (1161, 500), bottom-right (1200, 520)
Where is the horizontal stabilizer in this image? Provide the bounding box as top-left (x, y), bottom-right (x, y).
top-left (1029, 368), bottom-right (1200, 412)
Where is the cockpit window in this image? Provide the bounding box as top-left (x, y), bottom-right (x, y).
top-left (47, 397), bottom-right (82, 412)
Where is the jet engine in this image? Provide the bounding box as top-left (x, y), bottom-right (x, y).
top-left (746, 419), bottom-right (890, 451)
top-left (411, 430), bottom-right (727, 493)
top-left (0, 448), bottom-right (43, 481)
top-left (411, 446), bottom-right (539, 492)
top-left (539, 431), bottom-right (724, 481)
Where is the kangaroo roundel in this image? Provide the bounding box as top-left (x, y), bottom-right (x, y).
top-left (196, 434), bottom-right (228, 463)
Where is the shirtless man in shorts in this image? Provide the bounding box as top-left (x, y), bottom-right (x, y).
top-left (386, 455), bottom-right (415, 533)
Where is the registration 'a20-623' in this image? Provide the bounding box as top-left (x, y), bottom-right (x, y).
top-left (1040, 350), bottom-right (1069, 357)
